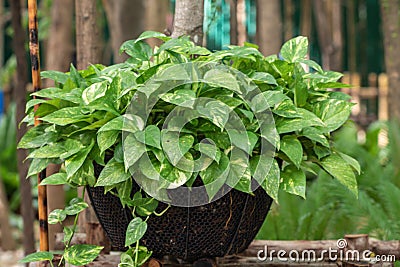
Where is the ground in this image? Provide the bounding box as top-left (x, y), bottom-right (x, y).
top-left (0, 249), bottom-right (23, 267)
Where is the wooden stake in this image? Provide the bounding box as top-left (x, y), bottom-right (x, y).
top-left (28, 0), bottom-right (49, 253)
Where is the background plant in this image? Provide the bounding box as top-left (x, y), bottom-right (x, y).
top-left (19, 32), bottom-right (358, 266)
top-left (257, 120), bottom-right (400, 241)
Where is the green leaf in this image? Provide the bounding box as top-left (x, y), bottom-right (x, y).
top-left (214, 95), bottom-right (243, 109)
top-left (161, 131), bottom-right (194, 165)
top-left (41, 70), bottom-right (69, 84)
top-left (61, 139), bottom-right (85, 159)
top-left (97, 130), bottom-right (119, 154)
top-left (226, 149), bottom-right (248, 189)
top-left (338, 152), bottom-right (361, 175)
top-left (63, 227), bottom-right (74, 245)
top-left (96, 161), bottom-right (131, 187)
top-left (134, 31), bottom-right (170, 43)
top-left (69, 64), bottom-right (86, 88)
top-left (119, 40), bottom-right (152, 62)
top-left (293, 67), bottom-right (308, 107)
top-left (317, 82), bottom-right (352, 89)
top-left (31, 87), bottom-right (84, 104)
top-left (123, 133), bottom-right (147, 170)
top-left (27, 158), bottom-right (53, 177)
top-left (313, 99), bottom-right (353, 132)
top-left (64, 244), bottom-right (103, 266)
top-left (115, 178), bottom-right (133, 205)
top-left (233, 168), bottom-right (252, 194)
top-left (119, 252), bottom-right (134, 267)
top-left (40, 173), bottom-right (67, 185)
top-left (48, 209), bottom-right (66, 224)
top-left (196, 101), bottom-right (231, 129)
top-left (68, 159), bottom-right (96, 186)
top-left (204, 131), bottom-right (231, 149)
top-left (280, 36), bottom-right (308, 62)
top-left (132, 198), bottom-right (158, 217)
top-left (281, 164), bottom-right (306, 198)
top-left (276, 108), bottom-right (325, 134)
top-left (280, 135), bottom-right (303, 168)
top-left (161, 89), bottom-right (196, 108)
top-left (125, 217), bottom-right (147, 247)
top-left (31, 87), bottom-right (63, 98)
top-left (82, 81), bottom-right (108, 104)
top-left (320, 152), bottom-right (358, 196)
top-left (164, 161), bottom-right (193, 187)
top-left (251, 91), bottom-right (288, 112)
top-left (314, 144), bottom-right (331, 159)
top-left (27, 142), bottom-right (66, 159)
top-left (194, 141), bottom-right (221, 163)
top-left (230, 130), bottom-right (258, 154)
top-left (135, 125), bottom-right (161, 149)
top-left (301, 127), bottom-right (329, 147)
top-left (251, 72), bottom-right (278, 86)
top-left (137, 154), bottom-right (157, 180)
top-left (98, 115), bottom-right (144, 133)
top-left (18, 126), bottom-right (58, 149)
top-left (298, 58), bottom-right (323, 73)
top-left (65, 142), bottom-right (94, 179)
top-left (41, 107), bottom-right (88, 126)
top-left (203, 68), bottom-right (240, 93)
top-left (258, 158), bottom-right (280, 202)
top-left (200, 154), bottom-right (229, 200)
top-left (34, 102), bottom-right (58, 118)
top-left (19, 251), bottom-right (54, 263)
top-left (25, 98), bottom-right (47, 113)
top-left (64, 198), bottom-right (88, 215)
top-left (273, 99), bottom-right (301, 118)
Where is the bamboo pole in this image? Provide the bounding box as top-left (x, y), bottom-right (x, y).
top-left (28, 0), bottom-right (49, 254)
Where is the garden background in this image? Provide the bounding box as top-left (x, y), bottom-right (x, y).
top-left (0, 0), bottom-right (399, 266)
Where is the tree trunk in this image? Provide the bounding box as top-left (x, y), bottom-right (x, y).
top-left (9, 0), bottom-right (36, 259)
top-left (144, 0), bottom-right (169, 48)
top-left (230, 0), bottom-right (238, 45)
top-left (283, 0), bottom-right (294, 41)
top-left (102, 0), bottom-right (145, 63)
top-left (45, 0), bottom-right (74, 81)
top-left (300, 0), bottom-right (312, 38)
top-left (330, 0), bottom-right (343, 71)
top-left (313, 0), bottom-right (343, 71)
top-left (256, 0), bottom-right (282, 55)
top-left (313, 0), bottom-right (333, 69)
top-left (347, 0), bottom-right (357, 75)
top-left (381, 0), bottom-right (400, 120)
top-left (171, 0), bottom-right (204, 46)
top-left (75, 0), bottom-right (102, 68)
top-left (237, 0), bottom-right (247, 46)
top-left (75, 0), bottom-right (110, 252)
top-left (44, 0), bottom-right (74, 250)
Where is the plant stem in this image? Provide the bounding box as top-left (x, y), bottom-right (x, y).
top-left (59, 188), bottom-right (87, 266)
top-left (153, 205), bottom-right (171, 216)
top-left (135, 241), bottom-right (139, 266)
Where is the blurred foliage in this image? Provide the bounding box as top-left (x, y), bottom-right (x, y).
top-left (0, 103), bottom-right (20, 211)
top-left (0, 55), bottom-right (16, 88)
top-left (257, 120), bottom-right (400, 241)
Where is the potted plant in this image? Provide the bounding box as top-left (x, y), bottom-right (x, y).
top-left (19, 32), bottom-right (359, 266)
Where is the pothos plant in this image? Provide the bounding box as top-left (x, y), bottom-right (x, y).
top-left (19, 31), bottom-right (359, 266)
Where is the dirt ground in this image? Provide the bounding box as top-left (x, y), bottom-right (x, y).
top-left (0, 249), bottom-right (23, 267)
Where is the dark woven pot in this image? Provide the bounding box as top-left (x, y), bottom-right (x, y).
top-left (87, 165), bottom-right (272, 261)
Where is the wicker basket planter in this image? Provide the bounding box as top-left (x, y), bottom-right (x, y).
top-left (87, 178), bottom-right (272, 261)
